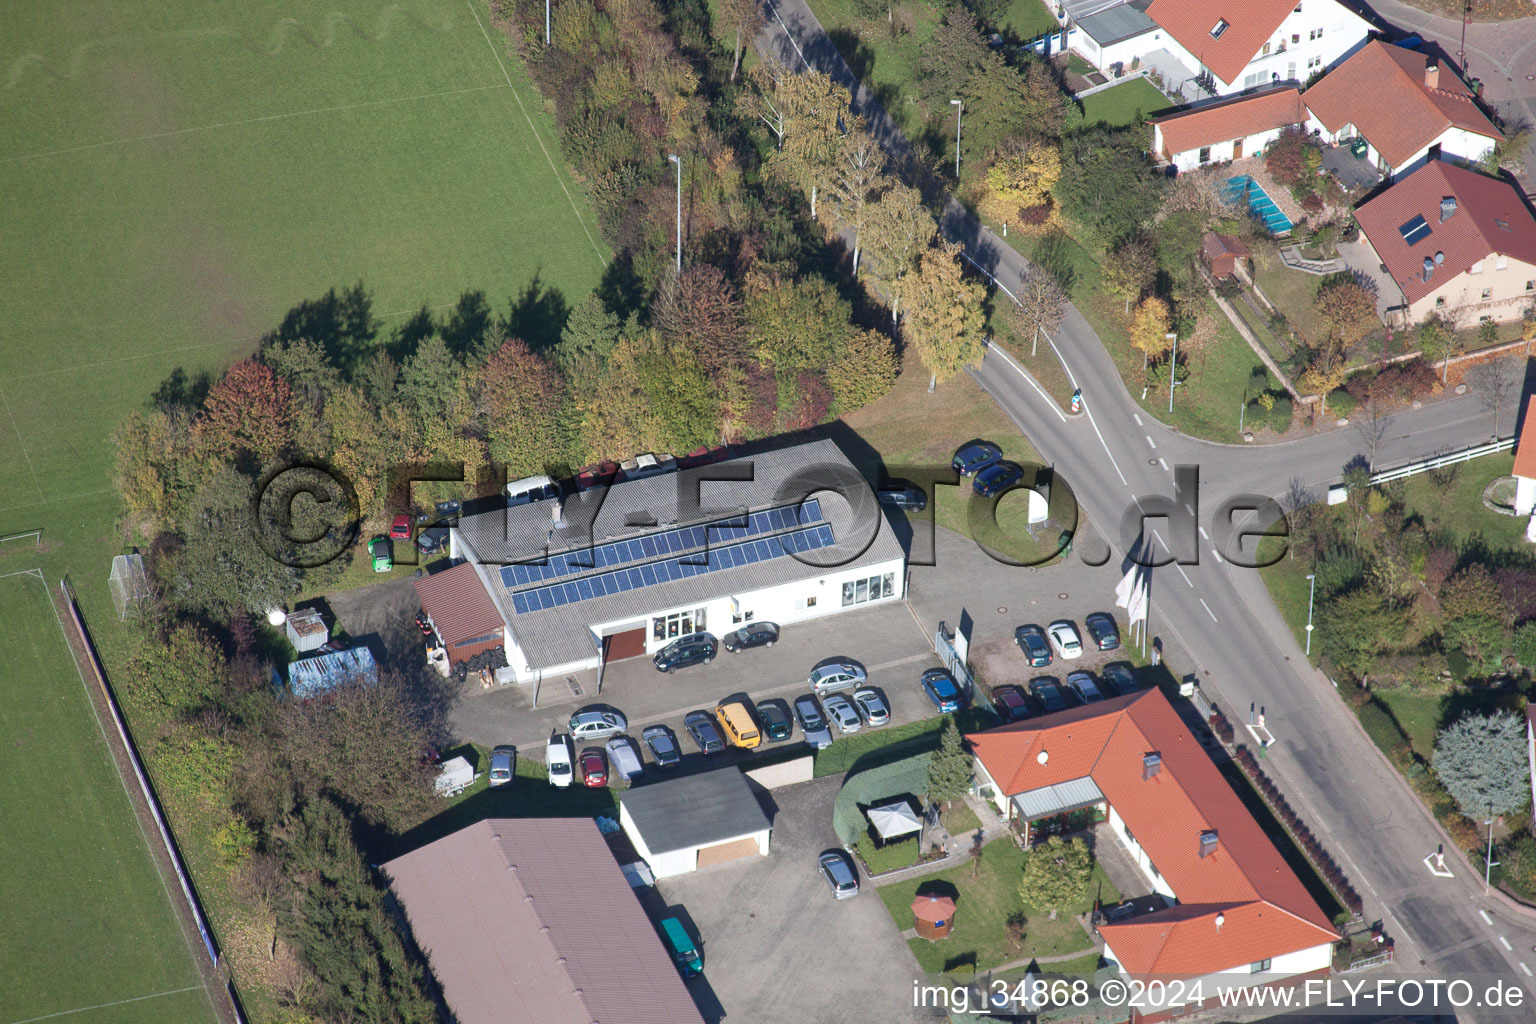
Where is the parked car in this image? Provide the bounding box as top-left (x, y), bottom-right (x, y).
top-left (569, 706), bottom-right (627, 740)
top-left (488, 744), bottom-right (516, 787)
top-left (1102, 662), bottom-right (1140, 696)
top-left (433, 499), bottom-right (461, 524)
top-left (653, 632), bottom-right (717, 672)
top-left (368, 536), bottom-right (392, 572)
top-left (920, 667), bottom-right (964, 713)
top-left (1014, 624), bottom-right (1053, 666)
top-left (641, 724), bottom-right (682, 768)
top-left (992, 684), bottom-right (1031, 722)
top-left (808, 659), bottom-right (866, 696)
top-left (389, 514), bottom-right (413, 540)
top-left (1029, 677), bottom-right (1068, 713)
top-left (579, 747), bottom-right (608, 787)
top-left (1085, 612), bottom-right (1121, 651)
top-left (683, 710), bottom-right (725, 754)
top-left (1067, 671), bottom-right (1104, 704)
top-left (792, 693), bottom-right (834, 750)
top-left (822, 693), bottom-right (862, 734)
top-left (952, 441), bottom-right (1003, 477)
top-left (1047, 619), bottom-right (1084, 660)
top-left (852, 688), bottom-right (890, 727)
top-left (660, 916), bottom-right (703, 977)
top-left (877, 482), bottom-right (927, 511)
top-left (818, 849), bottom-right (860, 899)
top-left (756, 698), bottom-right (794, 742)
top-left (605, 736), bottom-right (644, 781)
top-left (546, 733), bottom-right (574, 788)
top-left (723, 621), bottom-right (779, 653)
top-left (415, 525), bottom-right (450, 555)
top-left (973, 460), bottom-right (1023, 497)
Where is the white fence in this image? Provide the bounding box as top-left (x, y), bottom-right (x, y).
top-left (1369, 436), bottom-right (1515, 485)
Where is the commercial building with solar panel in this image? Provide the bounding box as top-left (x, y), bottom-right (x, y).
top-left (447, 438), bottom-right (907, 685)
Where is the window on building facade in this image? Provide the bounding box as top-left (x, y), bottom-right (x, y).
top-left (1436, 296), bottom-right (1446, 307)
top-left (1526, 280), bottom-right (1534, 291)
top-left (1262, 42), bottom-right (1271, 55)
top-left (1198, 147), bottom-right (1211, 163)
top-left (653, 608), bottom-right (706, 640)
top-left (1482, 287), bottom-right (1493, 300)
top-left (841, 572), bottom-right (896, 607)
top-left (806, 595), bottom-right (817, 608)
top-left (1292, 32), bottom-right (1300, 44)
top-left (1250, 959), bottom-right (1272, 973)
top-left (1309, 27), bottom-right (1323, 40)
top-left (1306, 55), bottom-right (1321, 69)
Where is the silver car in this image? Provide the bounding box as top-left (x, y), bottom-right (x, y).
top-left (488, 744), bottom-right (516, 787)
top-left (823, 693), bottom-right (862, 734)
top-left (569, 706), bottom-right (627, 740)
top-left (818, 850), bottom-right (859, 899)
top-left (852, 688), bottom-right (890, 727)
top-left (809, 660), bottom-right (866, 696)
top-left (793, 693), bottom-right (834, 750)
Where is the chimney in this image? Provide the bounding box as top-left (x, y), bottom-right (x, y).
top-left (1200, 829), bottom-right (1220, 858)
top-left (1142, 753), bottom-right (1162, 780)
top-left (1215, 911), bottom-right (1225, 932)
top-left (1440, 196), bottom-right (1457, 222)
top-left (1424, 59), bottom-right (1439, 90)
top-left (1422, 256), bottom-right (1435, 283)
top-left (551, 497), bottom-right (565, 530)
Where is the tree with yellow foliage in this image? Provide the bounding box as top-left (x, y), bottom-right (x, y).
top-left (900, 242), bottom-right (987, 391)
top-left (978, 143), bottom-right (1060, 224)
top-left (1129, 297), bottom-right (1173, 375)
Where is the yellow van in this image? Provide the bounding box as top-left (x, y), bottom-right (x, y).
top-left (715, 698), bottom-right (762, 750)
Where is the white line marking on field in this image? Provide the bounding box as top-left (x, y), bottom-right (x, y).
top-left (1200, 598), bottom-right (1218, 622)
top-left (985, 344), bottom-right (1067, 422)
top-left (4, 85), bottom-right (512, 164)
top-left (0, 383), bottom-right (44, 502)
top-left (1520, 961), bottom-right (1532, 976)
top-left (4, 986), bottom-right (203, 1024)
top-left (1501, 935), bottom-right (1513, 950)
top-left (1133, 413), bottom-right (1143, 426)
top-left (1145, 434), bottom-right (1156, 448)
top-left (466, 0), bottom-right (606, 267)
top-left (1480, 909), bottom-right (1494, 925)
top-left (1198, 527), bottom-right (1210, 539)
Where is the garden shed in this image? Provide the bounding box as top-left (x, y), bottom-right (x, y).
top-left (1201, 232), bottom-right (1250, 280)
top-left (912, 893), bottom-right (955, 940)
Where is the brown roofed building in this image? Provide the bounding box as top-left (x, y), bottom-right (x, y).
top-left (413, 561), bottom-right (505, 668)
top-left (1351, 160), bottom-right (1536, 326)
top-left (1303, 41), bottom-right (1501, 178)
top-left (1201, 231), bottom-right (1250, 279)
top-left (1151, 87), bottom-right (1307, 172)
top-left (383, 818), bottom-right (706, 1024)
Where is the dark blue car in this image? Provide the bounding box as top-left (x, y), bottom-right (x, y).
top-left (952, 441), bottom-right (1002, 477)
top-left (920, 668), bottom-right (964, 713)
top-left (973, 461), bottom-right (1023, 497)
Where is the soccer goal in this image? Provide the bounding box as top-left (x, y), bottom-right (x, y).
top-left (108, 553), bottom-right (149, 620)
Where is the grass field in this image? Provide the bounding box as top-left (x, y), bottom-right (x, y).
top-left (1078, 77), bottom-right (1173, 127)
top-left (0, 571), bottom-right (216, 1024)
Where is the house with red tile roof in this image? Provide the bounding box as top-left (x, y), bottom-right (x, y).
top-left (1351, 160), bottom-right (1536, 327)
top-left (1151, 86), bottom-right (1307, 171)
top-left (967, 688), bottom-right (1338, 997)
top-left (1304, 41), bottom-right (1502, 179)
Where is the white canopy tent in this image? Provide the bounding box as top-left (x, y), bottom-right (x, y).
top-left (867, 800), bottom-right (922, 840)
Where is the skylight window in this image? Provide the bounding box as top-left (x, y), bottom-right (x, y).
top-left (1399, 215), bottom-right (1432, 246)
top-left (1497, 218), bottom-right (1511, 231)
top-left (1211, 18), bottom-right (1230, 39)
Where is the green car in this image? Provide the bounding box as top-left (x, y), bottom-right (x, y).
top-left (368, 536), bottom-right (392, 573)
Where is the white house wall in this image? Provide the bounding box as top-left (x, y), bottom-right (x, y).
top-left (1106, 805), bottom-right (1177, 900)
top-left (1517, 476), bottom-right (1536, 517)
top-left (1159, 0), bottom-right (1370, 95)
top-left (1306, 114), bottom-right (1498, 179)
top-left (1162, 125), bottom-right (1291, 173)
top-left (1102, 940), bottom-right (1333, 1004)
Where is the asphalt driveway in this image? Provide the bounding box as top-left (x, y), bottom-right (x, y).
top-left (653, 775), bottom-right (933, 1024)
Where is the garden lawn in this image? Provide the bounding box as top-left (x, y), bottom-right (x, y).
top-left (0, 572), bottom-right (216, 1024)
top-left (1003, 0), bottom-right (1058, 40)
top-left (879, 838), bottom-right (1120, 972)
top-left (1399, 453), bottom-right (1527, 549)
top-left (1374, 689), bottom-right (1443, 758)
top-left (1252, 259), bottom-right (1329, 348)
top-left (1079, 77), bottom-right (1173, 127)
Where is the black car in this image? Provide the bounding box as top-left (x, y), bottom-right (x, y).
top-left (641, 725), bottom-right (682, 768)
top-left (952, 441), bottom-right (1003, 477)
top-left (1102, 662), bottom-right (1140, 697)
top-left (1014, 624), bottom-right (1053, 667)
top-left (877, 483), bottom-right (928, 511)
top-left (415, 525), bottom-right (450, 555)
top-left (1029, 677), bottom-right (1068, 713)
top-left (723, 621), bottom-right (780, 653)
top-left (756, 698), bottom-right (794, 742)
top-left (1085, 612), bottom-right (1121, 651)
top-left (653, 632), bottom-right (718, 673)
top-left (417, 499), bottom-right (462, 526)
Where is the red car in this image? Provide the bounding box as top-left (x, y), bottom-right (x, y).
top-left (992, 684), bottom-right (1032, 722)
top-left (389, 514), bottom-right (413, 541)
top-left (580, 748), bottom-right (608, 787)
top-left (575, 461), bottom-right (619, 492)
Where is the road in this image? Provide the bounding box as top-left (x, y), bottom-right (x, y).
top-left (755, 0), bottom-right (1536, 1012)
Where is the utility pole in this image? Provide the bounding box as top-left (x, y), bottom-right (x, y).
top-left (667, 153), bottom-right (682, 276)
top-left (546, 0), bottom-right (551, 45)
top-left (950, 99), bottom-right (962, 181)
top-left (1166, 331), bottom-right (1178, 413)
top-left (1485, 805), bottom-right (1498, 893)
top-left (1304, 574), bottom-right (1316, 656)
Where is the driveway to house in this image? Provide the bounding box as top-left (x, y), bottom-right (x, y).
top-left (652, 774), bottom-right (933, 1024)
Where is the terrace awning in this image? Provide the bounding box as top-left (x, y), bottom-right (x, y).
top-left (1011, 776), bottom-right (1104, 821)
top-left (867, 800), bottom-right (922, 839)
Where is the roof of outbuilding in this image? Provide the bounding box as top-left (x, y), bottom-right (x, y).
top-left (1152, 86), bottom-right (1307, 157)
top-left (1202, 231), bottom-right (1251, 261)
top-left (1303, 42), bottom-right (1501, 170)
top-left (1352, 160), bottom-right (1536, 305)
top-left (1144, 0), bottom-right (1298, 86)
top-left (621, 768), bottom-right (772, 855)
top-left (413, 561), bottom-right (504, 647)
top-left (382, 818), bottom-right (705, 1024)
top-left (967, 688), bottom-right (1337, 975)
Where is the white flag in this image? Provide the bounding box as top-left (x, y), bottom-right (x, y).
top-left (1126, 577), bottom-right (1150, 626)
top-left (1114, 564), bottom-right (1139, 609)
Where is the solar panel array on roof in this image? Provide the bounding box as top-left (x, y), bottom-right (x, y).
top-left (509, 524), bottom-right (836, 614)
top-left (497, 499), bottom-right (823, 589)
top-left (1399, 214), bottom-right (1432, 245)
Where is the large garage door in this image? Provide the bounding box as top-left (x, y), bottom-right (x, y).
top-left (696, 836), bottom-right (759, 869)
top-left (603, 627), bottom-right (647, 663)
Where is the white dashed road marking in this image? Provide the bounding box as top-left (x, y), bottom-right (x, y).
top-left (1200, 599), bottom-right (1218, 622)
top-left (1501, 936), bottom-right (1513, 951)
top-left (1480, 910), bottom-right (1494, 925)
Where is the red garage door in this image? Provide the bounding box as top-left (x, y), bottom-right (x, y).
top-left (603, 627), bottom-right (647, 663)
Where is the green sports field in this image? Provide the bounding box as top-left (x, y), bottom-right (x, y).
top-left (0, 0), bottom-right (606, 526)
top-left (0, 571), bottom-right (216, 1024)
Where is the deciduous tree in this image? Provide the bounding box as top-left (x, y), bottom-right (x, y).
top-left (475, 338), bottom-right (564, 477)
top-left (1018, 835), bottom-right (1091, 920)
top-left (745, 62), bottom-right (851, 218)
top-left (979, 143), bottom-right (1061, 223)
top-left (743, 271), bottom-right (853, 375)
top-left (860, 182), bottom-right (937, 321)
top-left (1008, 270), bottom-right (1066, 356)
top-left (1129, 297), bottom-right (1173, 368)
top-left (826, 329), bottom-right (898, 411)
top-left (717, 0), bottom-right (765, 82)
top-left (899, 242), bottom-right (987, 389)
top-left (825, 131), bottom-right (888, 274)
top-left (1315, 274), bottom-right (1379, 349)
top-left (198, 359), bottom-right (295, 463)
top-left (1315, 588), bottom-right (1409, 676)
top-left (1102, 236), bottom-right (1156, 312)
top-left (651, 265), bottom-right (746, 368)
top-left (1434, 712), bottom-right (1530, 816)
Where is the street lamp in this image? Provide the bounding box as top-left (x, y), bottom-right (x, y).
top-left (1304, 573), bottom-right (1316, 656)
top-left (1166, 331), bottom-right (1178, 413)
top-left (546, 0), bottom-right (551, 45)
top-left (1486, 805), bottom-right (1499, 893)
top-left (667, 153), bottom-right (682, 276)
top-left (950, 99), bottom-right (962, 180)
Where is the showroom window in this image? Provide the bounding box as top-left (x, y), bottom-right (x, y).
top-left (842, 572), bottom-right (896, 607)
top-left (653, 608), bottom-right (706, 641)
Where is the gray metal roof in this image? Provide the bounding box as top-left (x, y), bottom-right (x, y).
top-left (622, 768), bottom-right (772, 855)
top-left (1062, 0), bottom-right (1126, 22)
top-left (1011, 776), bottom-right (1105, 820)
top-left (456, 439), bottom-right (906, 670)
top-left (1078, 4), bottom-right (1156, 46)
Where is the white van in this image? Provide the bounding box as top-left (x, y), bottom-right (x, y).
top-left (546, 733), bottom-right (575, 788)
top-left (507, 473), bottom-right (559, 506)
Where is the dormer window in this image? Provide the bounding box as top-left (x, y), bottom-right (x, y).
top-left (1211, 19), bottom-right (1229, 39)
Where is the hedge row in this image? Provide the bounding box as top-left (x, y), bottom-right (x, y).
top-left (1209, 709), bottom-right (1235, 745)
top-left (1234, 746), bottom-right (1364, 918)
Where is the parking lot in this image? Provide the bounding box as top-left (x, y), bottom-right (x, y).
top-left (653, 775), bottom-right (933, 1024)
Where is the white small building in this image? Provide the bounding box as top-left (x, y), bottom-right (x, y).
top-left (1151, 85), bottom-right (1307, 172)
top-left (619, 769), bottom-right (772, 879)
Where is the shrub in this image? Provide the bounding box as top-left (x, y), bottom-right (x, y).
top-left (856, 835), bottom-right (920, 874)
top-left (1301, 192), bottom-right (1324, 214)
top-left (1443, 812), bottom-right (1483, 853)
top-left (1327, 387), bottom-right (1357, 418)
top-left (1269, 395), bottom-right (1293, 433)
top-left (213, 818), bottom-right (256, 869)
top-left (1501, 835), bottom-right (1536, 898)
top-left (1209, 709), bottom-right (1235, 744)
top-left (1314, 544), bottom-right (1366, 598)
top-left (1512, 621), bottom-right (1536, 668)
